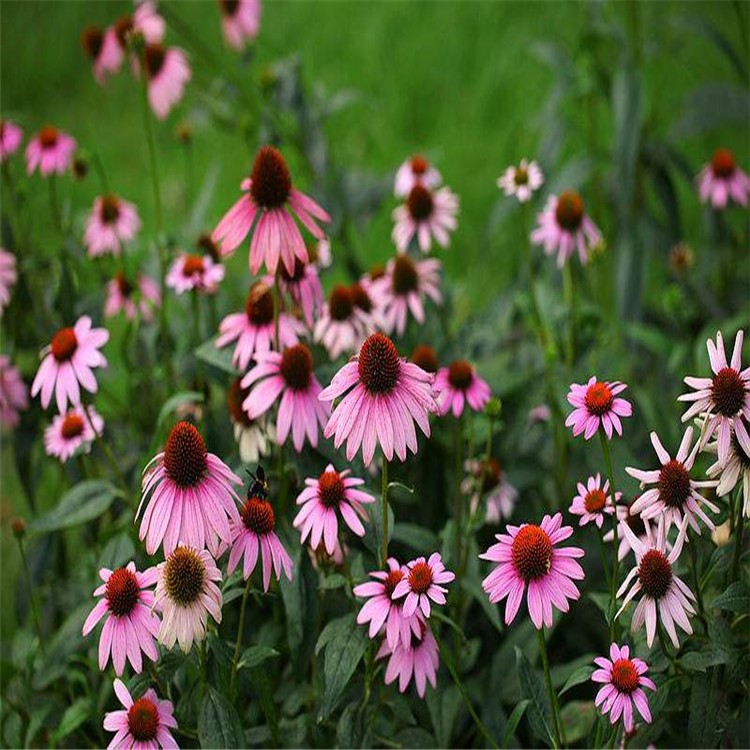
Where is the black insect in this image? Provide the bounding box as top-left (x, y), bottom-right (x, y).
top-left (246, 465), bottom-right (269, 500)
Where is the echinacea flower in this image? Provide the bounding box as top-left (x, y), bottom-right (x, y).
top-left (278, 258), bottom-right (324, 327)
top-left (394, 154), bottom-right (442, 198)
top-left (226, 378), bottom-right (274, 464)
top-left (113, 1), bottom-right (166, 52)
top-left (154, 546), bottom-right (222, 652)
top-left (137, 421), bottom-right (242, 556)
top-left (604, 498), bottom-right (653, 562)
top-left (410, 344), bottom-right (439, 374)
top-left (370, 256), bottom-right (442, 337)
top-left (463, 457), bottom-right (518, 524)
top-left (103, 679), bottom-right (177, 750)
top-left (80, 25), bottom-right (122, 84)
top-left (82, 562), bottom-right (160, 675)
top-left (392, 553), bottom-right (455, 618)
top-left (83, 194), bottom-right (141, 257)
top-left (480, 512), bottom-right (585, 629)
top-left (227, 494), bottom-right (293, 590)
top-left (528, 404), bottom-right (552, 423)
top-left (565, 376), bottom-right (632, 440)
top-left (497, 158), bottom-right (544, 203)
top-left (314, 284), bottom-right (374, 360)
top-left (216, 280), bottom-right (303, 371)
top-left (31, 316), bottom-right (109, 413)
top-left (25, 125), bottom-right (76, 176)
top-left (166, 253), bottom-right (224, 295)
top-left (212, 145), bottom-right (331, 275)
top-left (218, 0), bottom-right (261, 49)
top-left (627, 427), bottom-right (719, 534)
top-left (376, 620), bottom-right (439, 698)
top-left (293, 465), bottom-right (375, 554)
top-left (531, 191), bottom-right (602, 267)
top-left (697, 148), bottom-right (750, 209)
top-left (0, 249), bottom-right (17, 314)
top-left (44, 404), bottom-right (103, 463)
top-left (434, 360), bottom-right (491, 418)
top-left (104, 271), bottom-right (161, 322)
top-left (241, 344), bottom-right (329, 452)
top-left (391, 184), bottom-right (459, 253)
top-left (0, 119), bottom-right (23, 162)
top-left (705, 415), bottom-right (750, 518)
top-left (141, 44), bottom-right (191, 120)
top-left (679, 329), bottom-right (749, 463)
top-left (0, 355), bottom-right (28, 428)
top-left (569, 473), bottom-right (620, 528)
top-left (592, 644), bottom-right (656, 733)
top-left (615, 516), bottom-right (694, 648)
top-left (319, 332), bottom-right (437, 465)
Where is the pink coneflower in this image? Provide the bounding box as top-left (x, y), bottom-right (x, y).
top-left (212, 145), bottom-right (331, 275)
top-left (391, 184), bottom-right (459, 253)
top-left (592, 644), bottom-right (656, 733)
top-left (529, 403), bottom-right (552, 423)
top-left (81, 25), bottom-right (122, 85)
top-left (82, 562), bottom-right (160, 675)
top-left (218, 0), bottom-right (261, 49)
top-left (497, 158), bottom-right (544, 203)
top-left (142, 44), bottom-right (191, 120)
top-left (293, 465), bottom-right (375, 554)
top-left (480, 512), bottom-right (585, 629)
top-left (216, 280), bottom-right (303, 371)
top-left (604, 498), bottom-right (653, 562)
top-left (104, 271), bottom-right (161, 322)
top-left (103, 679), bottom-right (177, 750)
top-left (353, 558), bottom-right (422, 649)
top-left (531, 191), bottom-right (602, 267)
top-left (166, 253), bottom-right (224, 295)
top-left (569, 473), bottom-right (620, 528)
top-left (370, 256), bottom-right (442, 337)
top-left (314, 284), bottom-right (374, 360)
top-left (627, 427), bottom-right (719, 534)
top-left (410, 344), bottom-right (439, 374)
top-left (706, 415), bottom-right (750, 518)
top-left (679, 329), bottom-right (749, 463)
top-left (434, 360), bottom-right (491, 418)
top-left (0, 355), bottom-right (28, 428)
top-left (0, 119), bottom-right (23, 162)
top-left (25, 125), bottom-right (76, 177)
top-left (154, 546), bottom-right (222, 652)
top-left (308, 537), bottom-right (347, 570)
top-left (616, 516), bottom-right (695, 648)
top-left (464, 458), bottom-right (518, 524)
top-left (44, 404), bottom-right (103, 463)
top-left (137, 421), bottom-right (242, 556)
top-left (83, 194), bottom-right (141, 257)
top-left (376, 620), bottom-right (439, 698)
top-left (697, 148), bottom-right (750, 209)
top-left (278, 258), bottom-right (324, 327)
top-left (394, 154), bottom-right (442, 198)
top-left (241, 344), bottom-right (329, 452)
top-left (227, 378), bottom-right (274, 464)
top-left (319, 332), bottom-right (437, 465)
top-left (227, 495), bottom-right (293, 590)
top-left (30, 316), bottom-right (109, 413)
top-left (565, 376), bottom-right (632, 440)
top-left (392, 553), bottom-right (455, 618)
top-left (0, 249), bottom-right (17, 314)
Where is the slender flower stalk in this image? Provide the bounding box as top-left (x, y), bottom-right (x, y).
top-left (381, 457), bottom-right (389, 566)
top-left (83, 402), bottom-right (128, 493)
top-left (537, 626), bottom-right (563, 749)
top-left (14, 525), bottom-right (45, 653)
top-left (230, 577), bottom-right (252, 699)
top-left (454, 415), bottom-right (464, 570)
top-left (733, 489), bottom-right (745, 581)
top-left (599, 431), bottom-right (619, 640)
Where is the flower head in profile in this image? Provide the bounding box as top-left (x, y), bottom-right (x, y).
top-left (137, 421), bottom-right (241, 556)
top-left (394, 154), bottom-right (442, 198)
top-left (480, 512), bottom-right (585, 629)
top-left (25, 125), bottom-right (77, 176)
top-left (293, 465), bottom-right (375, 554)
top-left (435, 359), bottom-right (491, 418)
top-left (278, 258), bottom-right (324, 327)
top-left (697, 148), bottom-right (750, 209)
top-left (105, 271), bottom-right (161, 322)
top-left (531, 190), bottom-right (601, 267)
top-left (604, 498), bottom-right (653, 561)
top-left (82, 562), bottom-right (160, 675)
top-left (241, 344), bottom-right (329, 452)
top-left (0, 355), bottom-right (28, 428)
top-left (0, 119), bottom-right (23, 162)
top-left (565, 376), bottom-right (632, 440)
top-left (497, 158), bottom-right (544, 203)
top-left (392, 553), bottom-right (455, 618)
top-left (569, 473), bottom-right (619, 528)
top-left (464, 458), bottom-right (518, 524)
top-left (44, 405), bottom-right (103, 463)
top-left (141, 44), bottom-right (191, 120)
top-left (166, 253), bottom-right (224, 295)
top-left (0, 249), bottom-right (17, 314)
top-left (154, 546), bottom-right (222, 652)
top-left (218, 0), bottom-right (261, 49)
top-left (392, 184), bottom-right (459, 253)
top-left (212, 145), bottom-right (331, 275)
top-left (31, 316), bottom-right (109, 413)
top-left (376, 620), bottom-right (439, 698)
top-left (103, 679), bottom-right (177, 750)
top-left (80, 25), bottom-right (122, 84)
top-left (319, 333), bottom-right (437, 465)
top-left (314, 284), bottom-right (375, 360)
top-left (83, 194), bottom-right (141, 257)
top-left (706, 415), bottom-right (750, 518)
top-left (592, 644), bottom-right (656, 733)
top-left (227, 378), bottom-right (274, 464)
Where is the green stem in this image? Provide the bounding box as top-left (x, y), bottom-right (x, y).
top-left (598, 430), bottom-right (619, 642)
top-left (92, 152), bottom-right (110, 194)
top-left (562, 262), bottom-right (576, 368)
top-left (17, 537), bottom-right (45, 654)
top-left (537, 627), bottom-right (563, 749)
top-left (381, 457), bottom-right (389, 566)
top-left (191, 290), bottom-right (204, 392)
top-left (455, 416), bottom-right (464, 569)
top-left (229, 577), bottom-right (252, 700)
top-left (597, 529), bottom-right (612, 594)
top-left (732, 491), bottom-right (745, 581)
top-left (687, 536), bottom-right (707, 631)
top-left (83, 403), bottom-right (129, 494)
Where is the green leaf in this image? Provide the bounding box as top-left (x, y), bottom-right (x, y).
top-left (157, 390), bottom-right (204, 429)
top-left (503, 700), bottom-right (530, 748)
top-left (394, 727), bottom-right (438, 748)
top-left (237, 645), bottom-right (279, 671)
top-left (515, 647), bottom-right (553, 746)
top-left (337, 702), bottom-right (363, 749)
top-left (33, 604), bottom-right (89, 690)
top-left (98, 532), bottom-right (136, 570)
top-left (319, 573), bottom-right (349, 591)
top-left (196, 336), bottom-right (240, 375)
top-left (426, 685), bottom-right (461, 747)
top-left (28, 480), bottom-right (120, 534)
top-left (460, 577), bottom-right (503, 634)
top-left (559, 664), bottom-right (595, 696)
top-left (687, 669), bottom-right (722, 748)
top-left (680, 644), bottom-right (732, 672)
top-left (560, 700), bottom-right (596, 744)
top-left (712, 580), bottom-right (749, 613)
top-left (392, 522), bottom-right (439, 553)
top-left (198, 686), bottom-right (245, 749)
top-left (362, 499), bottom-right (394, 558)
top-left (52, 698), bottom-right (90, 743)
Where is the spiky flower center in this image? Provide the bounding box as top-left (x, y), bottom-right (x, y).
top-left (218, 0), bottom-right (241, 17)
top-left (514, 166), bottom-right (529, 185)
top-left (392, 255), bottom-right (419, 296)
top-left (105, 567), bottom-right (140, 617)
top-left (657, 459), bottom-right (691, 509)
top-left (555, 190), bottom-right (584, 231)
top-left (349, 282), bottom-right (372, 313)
top-left (711, 367), bottom-right (746, 417)
top-left (250, 146), bottom-right (292, 209)
top-left (100, 194), bottom-right (120, 224)
top-left (39, 126), bottom-right (59, 149)
top-left (448, 360), bottom-right (474, 391)
top-left (182, 255), bottom-right (206, 278)
top-left (143, 44), bottom-right (166, 78)
top-left (329, 285), bottom-right (354, 322)
top-left (114, 15), bottom-right (133, 47)
top-left (511, 525), bottom-right (553, 582)
top-left (241, 497), bottom-right (276, 535)
top-left (51, 327), bottom-right (78, 362)
top-left (625, 498), bottom-right (646, 537)
top-left (245, 282), bottom-right (274, 326)
top-left (227, 378), bottom-right (252, 426)
top-left (280, 344), bottom-right (313, 391)
top-left (584, 382), bottom-right (614, 416)
top-left (411, 344), bottom-right (438, 374)
top-left (638, 549), bottom-right (672, 599)
top-left (127, 698), bottom-right (159, 742)
top-left (61, 412), bottom-right (85, 440)
top-left (408, 561), bottom-right (433, 594)
top-left (407, 185), bottom-right (434, 221)
top-left (163, 422), bottom-right (208, 488)
top-left (479, 458), bottom-right (501, 492)
top-left (196, 233), bottom-right (221, 262)
top-left (711, 148), bottom-right (736, 178)
top-left (584, 488), bottom-right (607, 513)
top-left (164, 547), bottom-right (205, 606)
top-left (383, 569), bottom-right (404, 598)
top-left (318, 470), bottom-right (345, 508)
top-left (610, 658), bottom-right (639, 694)
top-left (81, 25), bottom-right (104, 59)
top-left (410, 155), bottom-right (428, 175)
top-left (116, 270), bottom-right (134, 297)
top-left (358, 333), bottom-right (401, 394)
top-left (280, 258), bottom-right (306, 283)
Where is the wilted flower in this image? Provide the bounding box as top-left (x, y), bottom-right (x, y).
top-left (376, 620), bottom-right (439, 698)
top-left (392, 184), bottom-right (459, 253)
top-left (497, 158), bottom-right (544, 203)
top-left (226, 378), bottom-right (274, 464)
top-left (668, 242), bottom-right (694, 275)
top-left (706, 414), bottom-right (750, 518)
top-left (697, 148), bottom-right (750, 209)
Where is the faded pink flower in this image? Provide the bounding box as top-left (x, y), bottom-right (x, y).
top-left (0, 119), bottom-right (23, 162)
top-left (104, 271), bottom-right (160, 322)
top-left (44, 405), bottom-right (103, 463)
top-left (394, 154), bottom-right (442, 198)
top-left (392, 184), bottom-right (459, 253)
top-left (376, 620), bottom-right (439, 698)
top-left (313, 284), bottom-right (375, 360)
top-left (142, 45), bottom-right (191, 120)
top-left (464, 458), bottom-right (518, 524)
top-left (0, 355), bottom-right (28, 428)
top-left (81, 25), bottom-right (122, 84)
top-left (0, 249), bottom-right (17, 314)
top-left (166, 253), bottom-right (224, 295)
top-left (218, 0), bottom-right (261, 49)
top-left (25, 125), bottom-right (76, 176)
top-left (697, 148), bottom-right (750, 209)
top-left (278, 258), bottom-right (324, 327)
top-left (497, 158), bottom-right (544, 203)
top-left (84, 194), bottom-right (141, 257)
